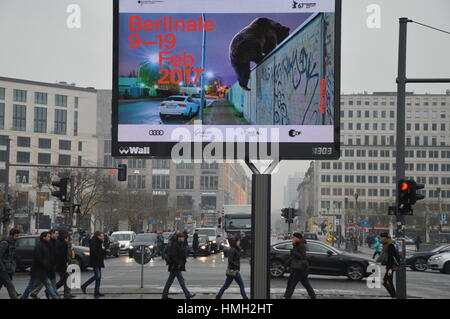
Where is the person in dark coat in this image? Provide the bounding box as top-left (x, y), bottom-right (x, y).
top-left (30, 229), bottom-right (59, 299)
top-left (283, 232), bottom-right (316, 299)
top-left (379, 232), bottom-right (399, 298)
top-left (20, 232), bottom-right (60, 299)
top-left (54, 230), bottom-right (71, 298)
top-left (161, 232), bottom-right (195, 299)
top-left (183, 229), bottom-right (189, 247)
top-left (0, 228), bottom-right (21, 299)
top-left (215, 238), bottom-right (248, 299)
top-left (81, 231), bottom-right (105, 298)
top-left (192, 230), bottom-right (199, 258)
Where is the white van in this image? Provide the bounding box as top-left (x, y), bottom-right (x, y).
top-left (111, 231), bottom-right (136, 254)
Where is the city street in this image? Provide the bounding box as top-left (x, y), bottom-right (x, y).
top-left (118, 100), bottom-right (192, 125)
top-left (2, 250), bottom-right (449, 299)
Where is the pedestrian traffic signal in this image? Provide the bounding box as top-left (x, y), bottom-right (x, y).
top-left (281, 208), bottom-right (289, 219)
top-left (118, 164), bottom-right (127, 181)
top-left (51, 177), bottom-right (69, 202)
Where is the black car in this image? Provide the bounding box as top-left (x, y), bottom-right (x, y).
top-left (14, 235), bottom-right (90, 272)
top-left (187, 235), bottom-right (211, 256)
top-left (406, 244), bottom-right (450, 271)
top-left (105, 236), bottom-right (121, 258)
top-left (270, 240), bottom-right (373, 281)
top-left (128, 233), bottom-right (158, 258)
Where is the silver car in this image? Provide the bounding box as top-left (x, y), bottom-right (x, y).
top-left (427, 251), bottom-right (450, 274)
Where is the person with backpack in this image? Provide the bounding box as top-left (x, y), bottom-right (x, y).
top-left (378, 232), bottom-right (399, 298)
top-left (215, 238), bottom-right (248, 299)
top-left (161, 232), bottom-right (196, 299)
top-left (0, 228), bottom-right (21, 299)
top-left (371, 236), bottom-right (382, 260)
top-left (283, 233), bottom-right (316, 299)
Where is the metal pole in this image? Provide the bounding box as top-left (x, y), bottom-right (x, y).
top-left (141, 246), bottom-right (144, 288)
top-left (2, 137), bottom-right (11, 236)
top-left (395, 17), bottom-right (411, 300)
top-left (250, 173), bottom-right (271, 299)
top-left (199, 13), bottom-right (206, 122)
top-left (69, 177), bottom-right (75, 230)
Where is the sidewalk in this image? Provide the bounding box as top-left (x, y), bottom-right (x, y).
top-left (189, 99), bottom-right (249, 125)
top-left (71, 287), bottom-right (402, 299)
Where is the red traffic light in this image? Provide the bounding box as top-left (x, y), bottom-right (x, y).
top-left (400, 182), bottom-right (410, 191)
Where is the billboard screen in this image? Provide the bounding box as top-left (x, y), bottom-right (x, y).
top-left (112, 0), bottom-right (341, 160)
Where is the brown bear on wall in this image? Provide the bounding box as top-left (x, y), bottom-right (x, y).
top-left (229, 18), bottom-right (290, 91)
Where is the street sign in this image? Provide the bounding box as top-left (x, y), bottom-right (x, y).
top-left (439, 214), bottom-right (448, 224)
top-left (133, 246), bottom-right (152, 265)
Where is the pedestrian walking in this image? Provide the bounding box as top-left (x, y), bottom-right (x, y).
top-left (283, 233), bottom-right (316, 299)
top-left (156, 231), bottom-right (165, 259)
top-left (379, 232), bottom-right (400, 299)
top-left (0, 228), bottom-right (21, 299)
top-left (192, 230), bottom-right (199, 258)
top-left (414, 236), bottom-right (422, 252)
top-left (183, 229), bottom-right (189, 248)
top-left (30, 229), bottom-right (58, 299)
top-left (215, 238), bottom-right (248, 299)
top-left (161, 232), bottom-right (196, 299)
top-left (55, 230), bottom-right (72, 299)
top-left (20, 232), bottom-right (60, 299)
top-left (80, 231), bottom-right (106, 298)
top-left (371, 236), bottom-right (382, 260)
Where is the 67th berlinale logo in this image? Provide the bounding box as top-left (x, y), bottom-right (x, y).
top-left (292, 1), bottom-right (317, 9)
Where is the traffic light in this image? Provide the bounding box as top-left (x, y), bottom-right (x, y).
top-left (397, 179), bottom-right (426, 215)
top-left (51, 178), bottom-right (69, 202)
top-left (281, 208), bottom-right (289, 219)
top-left (118, 164), bottom-right (127, 181)
top-left (410, 180), bottom-right (425, 205)
top-left (2, 205), bottom-right (11, 223)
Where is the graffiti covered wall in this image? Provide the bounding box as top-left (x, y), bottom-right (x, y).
top-left (228, 13), bottom-right (335, 125)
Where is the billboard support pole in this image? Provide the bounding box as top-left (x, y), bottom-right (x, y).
top-left (246, 160), bottom-right (279, 299)
top-left (1, 137), bottom-right (11, 237)
top-left (199, 13), bottom-right (207, 122)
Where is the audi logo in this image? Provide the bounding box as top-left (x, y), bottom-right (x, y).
top-left (148, 130), bottom-right (164, 136)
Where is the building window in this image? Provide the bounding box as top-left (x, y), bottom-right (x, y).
top-left (78, 141), bottom-right (82, 151)
top-left (128, 175), bottom-right (146, 189)
top-left (0, 88), bottom-right (5, 100)
top-left (200, 161), bottom-right (219, 169)
top-left (17, 152), bottom-right (30, 163)
top-left (74, 96), bottom-right (79, 108)
top-left (74, 111), bottom-right (78, 136)
top-left (38, 153), bottom-right (51, 165)
top-left (59, 140), bottom-right (71, 150)
top-left (55, 94), bottom-right (67, 107)
top-left (13, 104), bottom-right (26, 131)
top-left (0, 103), bottom-right (4, 129)
top-left (58, 154), bottom-right (71, 166)
top-left (35, 92), bottom-right (48, 105)
top-left (34, 107), bottom-right (47, 133)
top-left (176, 175), bottom-right (194, 189)
top-left (152, 175), bottom-right (170, 189)
top-left (177, 196), bottom-right (193, 210)
top-left (129, 158), bottom-right (146, 169)
top-left (201, 175), bottom-right (218, 190)
top-left (153, 159), bottom-right (170, 169)
top-left (37, 171), bottom-right (51, 184)
top-left (16, 170), bottom-right (29, 184)
top-left (13, 89), bottom-right (27, 102)
top-left (54, 109), bottom-right (67, 134)
top-left (17, 136), bottom-right (30, 147)
top-left (39, 138), bottom-right (51, 149)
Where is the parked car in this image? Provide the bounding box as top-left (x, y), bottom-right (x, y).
top-left (105, 236), bottom-right (121, 258)
top-left (190, 94), bottom-right (214, 108)
top-left (303, 233), bottom-right (319, 241)
top-left (427, 251), bottom-right (450, 274)
top-left (159, 95), bottom-right (199, 118)
top-left (128, 233), bottom-right (158, 258)
top-left (111, 231), bottom-right (136, 254)
top-left (14, 235), bottom-right (90, 272)
top-left (187, 235), bottom-right (211, 256)
top-left (270, 240), bottom-right (373, 281)
top-left (406, 244), bottom-right (450, 271)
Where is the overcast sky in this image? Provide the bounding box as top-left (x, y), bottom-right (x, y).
top-left (1, 0), bottom-right (449, 212)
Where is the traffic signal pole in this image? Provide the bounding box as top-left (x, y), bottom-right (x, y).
top-left (395, 17), bottom-right (450, 299)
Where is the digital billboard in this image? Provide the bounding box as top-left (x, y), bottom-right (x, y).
top-left (112, 0), bottom-right (341, 160)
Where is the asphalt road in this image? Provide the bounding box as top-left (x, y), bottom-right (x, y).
top-left (2, 251), bottom-right (449, 299)
top-left (119, 100), bottom-right (191, 125)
